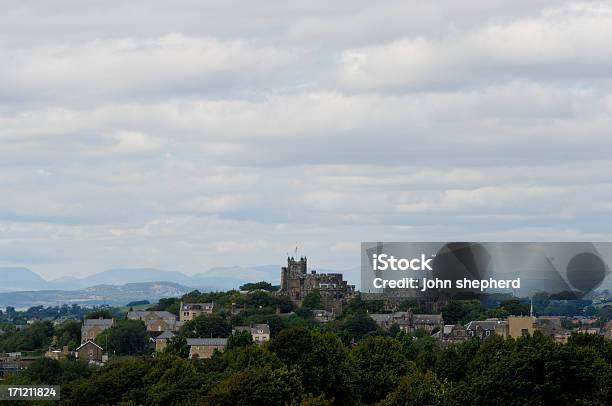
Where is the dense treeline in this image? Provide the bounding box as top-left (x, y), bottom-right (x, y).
top-left (6, 328), bottom-right (611, 405)
top-left (0, 320), bottom-right (81, 352)
top-left (2, 291), bottom-right (610, 404)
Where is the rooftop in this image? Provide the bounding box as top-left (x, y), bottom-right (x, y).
top-left (83, 318), bottom-right (113, 327)
top-left (187, 338), bottom-right (227, 346)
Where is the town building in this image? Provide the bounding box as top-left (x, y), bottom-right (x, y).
top-left (442, 323), bottom-right (468, 343)
top-left (81, 317), bottom-right (114, 343)
top-left (413, 314), bottom-right (444, 332)
top-left (311, 309), bottom-right (335, 323)
top-left (154, 331), bottom-right (176, 352)
top-left (76, 340), bottom-right (104, 363)
top-left (179, 302), bottom-right (215, 322)
top-left (604, 321), bottom-right (612, 339)
top-left (44, 346), bottom-right (70, 361)
top-left (52, 316), bottom-right (78, 327)
top-left (127, 310), bottom-right (183, 332)
top-left (369, 310), bottom-right (443, 334)
top-left (234, 324), bottom-right (271, 344)
top-left (534, 316), bottom-right (563, 339)
top-left (0, 352), bottom-right (35, 378)
top-left (186, 338), bottom-right (227, 359)
top-left (279, 256), bottom-right (355, 314)
top-left (507, 316), bottom-right (535, 338)
top-left (127, 310), bottom-right (176, 324)
top-left (465, 319), bottom-right (506, 339)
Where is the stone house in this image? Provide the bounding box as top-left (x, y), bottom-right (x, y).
top-left (465, 319), bottom-right (506, 339)
top-left (234, 324), bottom-right (271, 344)
top-left (154, 331), bottom-right (176, 352)
top-left (179, 302), bottom-right (214, 322)
top-left (81, 318), bottom-right (114, 343)
top-left (442, 324), bottom-right (468, 343)
top-left (187, 338), bottom-right (227, 359)
top-left (127, 310), bottom-right (182, 332)
top-left (369, 310), bottom-right (443, 334)
top-left (76, 340), bottom-right (103, 363)
top-left (44, 346), bottom-right (70, 361)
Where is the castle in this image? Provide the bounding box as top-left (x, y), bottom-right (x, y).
top-left (279, 256), bottom-right (355, 314)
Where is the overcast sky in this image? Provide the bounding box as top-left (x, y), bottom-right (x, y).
top-left (1, 1), bottom-right (612, 279)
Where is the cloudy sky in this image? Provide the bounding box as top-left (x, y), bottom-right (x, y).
top-left (1, 1), bottom-right (612, 279)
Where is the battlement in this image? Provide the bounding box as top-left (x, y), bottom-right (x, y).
top-left (279, 255), bottom-right (355, 313)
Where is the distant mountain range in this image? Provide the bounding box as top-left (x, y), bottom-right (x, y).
top-left (0, 264), bottom-right (360, 309)
top-left (0, 265), bottom-right (283, 293)
top-left (0, 265), bottom-right (281, 309)
top-left (0, 282), bottom-right (194, 309)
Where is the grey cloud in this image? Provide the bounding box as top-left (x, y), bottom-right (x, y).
top-left (0, 1), bottom-right (611, 278)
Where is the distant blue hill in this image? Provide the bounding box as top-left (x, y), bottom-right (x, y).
top-left (0, 267), bottom-right (49, 292)
top-left (0, 265), bottom-right (283, 293)
top-left (0, 281), bottom-right (194, 309)
top-left (0, 264), bottom-right (362, 296)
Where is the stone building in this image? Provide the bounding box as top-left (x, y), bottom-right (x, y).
top-left (443, 323), bottom-right (468, 344)
top-left (154, 331), bottom-right (175, 352)
top-left (369, 310), bottom-right (443, 334)
top-left (127, 310), bottom-right (183, 332)
top-left (179, 302), bottom-right (215, 322)
top-left (233, 324), bottom-right (271, 344)
top-left (81, 318), bottom-right (114, 343)
top-left (44, 346), bottom-right (70, 361)
top-left (76, 340), bottom-right (104, 363)
top-left (534, 316), bottom-right (563, 338)
top-left (187, 338), bottom-right (227, 359)
top-left (509, 316), bottom-right (535, 337)
top-left (279, 256), bottom-right (355, 313)
top-left (465, 319), bottom-right (506, 339)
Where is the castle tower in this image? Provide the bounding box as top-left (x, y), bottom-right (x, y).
top-left (287, 256), bottom-right (307, 275)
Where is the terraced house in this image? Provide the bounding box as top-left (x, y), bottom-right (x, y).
top-left (81, 317), bottom-right (114, 343)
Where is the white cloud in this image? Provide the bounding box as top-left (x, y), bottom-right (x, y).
top-left (0, 1), bottom-right (611, 278)
top-left (337, 2), bottom-right (612, 90)
top-left (0, 34), bottom-right (297, 104)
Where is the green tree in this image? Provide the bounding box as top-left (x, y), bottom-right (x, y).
top-left (54, 320), bottom-right (81, 350)
top-left (239, 281), bottom-right (276, 292)
top-left (145, 354), bottom-right (202, 404)
top-left (352, 336), bottom-right (409, 404)
top-left (499, 299), bottom-right (529, 316)
top-left (226, 329), bottom-right (253, 350)
top-left (149, 297), bottom-right (181, 315)
top-left (302, 289), bottom-right (322, 309)
top-left (164, 335), bottom-right (189, 358)
top-left (268, 327), bottom-right (356, 405)
top-left (399, 299), bottom-right (426, 313)
top-left (96, 320), bottom-right (149, 356)
top-left (85, 309), bottom-right (114, 319)
top-left (381, 370), bottom-right (450, 406)
top-left (434, 337), bottom-right (480, 382)
top-left (180, 314), bottom-right (231, 338)
top-left (0, 321), bottom-right (54, 352)
top-left (223, 344), bottom-right (283, 372)
top-left (60, 357), bottom-right (148, 405)
top-left (9, 357), bottom-right (90, 385)
top-left (339, 313), bottom-right (379, 340)
top-left (467, 332), bottom-right (609, 405)
top-left (441, 300), bottom-right (486, 324)
top-left (207, 365), bottom-right (303, 406)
